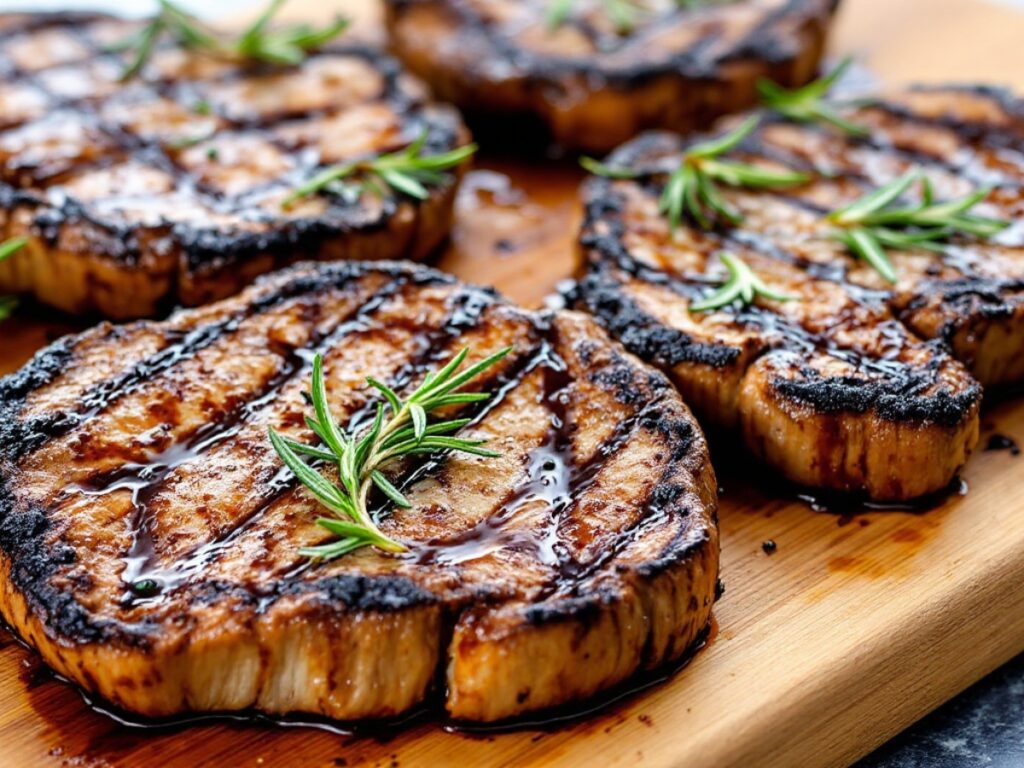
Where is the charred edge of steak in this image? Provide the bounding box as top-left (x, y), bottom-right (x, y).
top-left (526, 390), bottom-right (715, 626)
top-left (387, 0), bottom-right (838, 86)
top-left (0, 261), bottom-right (714, 650)
top-left (577, 183), bottom-right (742, 370)
top-left (0, 261), bottom-right (458, 465)
top-left (0, 12), bottom-right (466, 272)
top-left (770, 361), bottom-right (982, 427)
top-left (0, 262), bottom-right (461, 645)
top-left (577, 267), bottom-right (742, 369)
top-left (576, 150), bottom-right (983, 428)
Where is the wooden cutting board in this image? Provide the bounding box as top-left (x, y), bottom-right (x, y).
top-left (3, 0), bottom-right (1024, 766)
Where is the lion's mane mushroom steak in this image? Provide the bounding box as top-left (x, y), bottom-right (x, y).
top-left (0, 261), bottom-right (719, 723)
top-left (0, 12), bottom-right (471, 320)
top-left (577, 87), bottom-right (1024, 501)
top-left (384, 0), bottom-right (839, 152)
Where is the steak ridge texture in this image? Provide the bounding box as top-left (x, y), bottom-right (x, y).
top-left (0, 261), bottom-right (719, 723)
top-left (576, 86), bottom-right (1024, 500)
top-left (384, 0), bottom-right (839, 151)
top-left (0, 12), bottom-right (471, 319)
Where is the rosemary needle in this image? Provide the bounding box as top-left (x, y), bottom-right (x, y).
top-left (583, 115), bottom-right (808, 231)
top-left (0, 237), bottom-right (26, 324)
top-left (828, 170), bottom-right (1009, 283)
top-left (282, 129), bottom-right (477, 209)
top-left (690, 251), bottom-right (795, 312)
top-left (269, 346), bottom-right (512, 562)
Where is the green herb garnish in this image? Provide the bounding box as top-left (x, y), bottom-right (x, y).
top-left (758, 57), bottom-right (869, 137)
top-left (546, 0), bottom-right (735, 34)
top-left (282, 129), bottom-right (477, 209)
top-left (112, 0), bottom-right (348, 81)
top-left (690, 251), bottom-right (794, 312)
top-left (579, 156), bottom-right (641, 179)
top-left (583, 115), bottom-right (808, 230)
top-left (269, 346), bottom-right (511, 561)
top-left (828, 170), bottom-right (1009, 283)
top-left (546, 0), bottom-right (644, 33)
top-left (0, 238), bottom-right (25, 262)
top-left (0, 238), bottom-right (26, 324)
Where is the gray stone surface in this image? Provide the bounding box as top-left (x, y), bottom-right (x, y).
top-left (858, 653), bottom-right (1024, 767)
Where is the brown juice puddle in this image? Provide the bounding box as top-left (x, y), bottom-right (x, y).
top-left (439, 158), bottom-right (584, 308)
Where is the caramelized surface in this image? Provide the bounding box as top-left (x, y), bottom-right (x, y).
top-left (385, 0), bottom-right (837, 151)
top-left (578, 87), bottom-right (1024, 499)
top-left (0, 13), bottom-right (470, 319)
top-left (0, 261), bottom-right (718, 722)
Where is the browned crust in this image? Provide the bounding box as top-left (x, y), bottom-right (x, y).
top-left (0, 261), bottom-right (718, 722)
top-left (0, 13), bottom-right (471, 319)
top-left (385, 0), bottom-right (839, 151)
top-left (571, 85), bottom-right (1024, 499)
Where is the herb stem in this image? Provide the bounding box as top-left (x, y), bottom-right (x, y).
top-left (828, 170), bottom-right (1009, 283)
top-left (583, 115), bottom-right (808, 230)
top-left (690, 251), bottom-right (794, 312)
top-left (270, 346), bottom-right (511, 562)
top-left (282, 130), bottom-right (476, 209)
top-left (758, 57), bottom-right (869, 137)
top-left (113, 0), bottom-right (348, 80)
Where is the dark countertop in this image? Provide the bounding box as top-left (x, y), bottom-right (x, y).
top-left (858, 652), bottom-right (1024, 767)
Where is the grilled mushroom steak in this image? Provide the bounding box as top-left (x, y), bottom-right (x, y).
top-left (384, 0), bottom-right (838, 152)
top-left (0, 13), bottom-right (471, 319)
top-left (0, 261), bottom-right (718, 723)
top-left (577, 87), bottom-right (1024, 500)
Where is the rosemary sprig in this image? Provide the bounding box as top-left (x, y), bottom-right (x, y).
top-left (546, 0), bottom-right (644, 33)
top-left (757, 57), bottom-right (869, 137)
top-left (579, 156), bottom-right (641, 179)
top-left (546, 0), bottom-right (735, 34)
top-left (112, 0), bottom-right (348, 81)
top-left (233, 0), bottom-right (347, 64)
top-left (583, 115), bottom-right (808, 230)
top-left (0, 238), bottom-right (26, 323)
top-left (269, 346), bottom-right (511, 561)
top-left (827, 170), bottom-right (1009, 283)
top-left (282, 129), bottom-right (477, 209)
top-left (690, 251), bottom-right (794, 312)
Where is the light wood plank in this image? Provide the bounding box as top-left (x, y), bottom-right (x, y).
top-left (3, 1), bottom-right (1024, 766)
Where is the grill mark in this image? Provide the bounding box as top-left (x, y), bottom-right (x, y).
top-left (6, 272), bottom-right (377, 463)
top-left (111, 283), bottom-right (503, 606)
top-left (727, 0), bottom-right (811, 64)
top-left (523, 403), bottom-right (706, 622)
top-left (75, 277), bottom-right (411, 601)
top-left (426, 0), bottom-right (830, 84)
top-left (413, 325), bottom-right (678, 592)
top-left (0, 11), bottom-right (465, 289)
top-left (579, 159), bottom-right (984, 425)
top-left (754, 115), bottom-right (1023, 210)
top-left (866, 89), bottom-right (1024, 149)
top-left (0, 263), bottom-right (459, 642)
top-left (0, 263), bottom-right (716, 677)
top-left (737, 126), bottom-right (1024, 323)
top-left (128, 313), bottom-right (555, 616)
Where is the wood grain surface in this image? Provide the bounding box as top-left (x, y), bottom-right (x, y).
top-left (4, 0), bottom-right (1024, 766)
